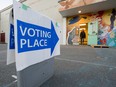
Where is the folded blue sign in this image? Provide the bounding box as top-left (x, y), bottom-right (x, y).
top-left (10, 24), bottom-right (15, 49)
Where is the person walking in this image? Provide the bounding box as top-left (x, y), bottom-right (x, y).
top-left (80, 30), bottom-right (86, 45)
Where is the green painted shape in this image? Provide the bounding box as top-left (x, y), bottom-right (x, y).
top-left (56, 22), bottom-right (58, 27)
top-left (22, 4), bottom-right (29, 10)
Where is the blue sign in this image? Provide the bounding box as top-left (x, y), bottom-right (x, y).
top-left (17, 20), bottom-right (59, 55)
top-left (10, 24), bottom-right (15, 49)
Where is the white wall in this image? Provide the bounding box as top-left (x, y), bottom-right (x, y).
top-left (62, 17), bottom-right (67, 45)
top-left (1, 8), bottom-right (11, 43)
top-left (0, 0), bottom-right (67, 44)
top-left (0, 13), bottom-right (1, 31)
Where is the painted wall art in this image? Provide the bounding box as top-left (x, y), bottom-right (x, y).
top-left (59, 0), bottom-right (106, 11)
top-left (67, 9), bottom-right (116, 47)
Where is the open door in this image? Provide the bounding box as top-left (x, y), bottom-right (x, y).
top-left (88, 21), bottom-right (98, 45)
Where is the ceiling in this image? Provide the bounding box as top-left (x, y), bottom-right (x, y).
top-left (59, 0), bottom-right (116, 17)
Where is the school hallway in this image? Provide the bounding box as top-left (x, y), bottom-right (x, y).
top-left (0, 44), bottom-right (116, 87)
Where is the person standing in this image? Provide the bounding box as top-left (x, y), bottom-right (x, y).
top-left (80, 30), bottom-right (86, 45)
top-left (110, 9), bottom-right (116, 30)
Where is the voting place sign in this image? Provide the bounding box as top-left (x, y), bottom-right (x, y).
top-left (17, 20), bottom-right (58, 55)
top-left (7, 0), bottom-right (60, 71)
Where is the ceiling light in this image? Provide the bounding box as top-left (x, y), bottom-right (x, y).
top-left (78, 10), bottom-right (81, 13)
top-left (79, 23), bottom-right (86, 26)
top-left (80, 28), bottom-right (86, 30)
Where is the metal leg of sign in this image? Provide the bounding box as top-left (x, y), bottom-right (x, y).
top-left (17, 58), bottom-right (54, 87)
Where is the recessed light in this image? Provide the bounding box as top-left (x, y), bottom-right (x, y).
top-left (78, 10), bottom-right (81, 13)
top-left (79, 23), bottom-right (86, 26)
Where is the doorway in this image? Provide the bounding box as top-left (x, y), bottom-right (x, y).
top-left (77, 23), bottom-right (88, 45)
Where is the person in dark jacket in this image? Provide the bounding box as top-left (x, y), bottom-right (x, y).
top-left (110, 9), bottom-right (116, 30)
top-left (80, 30), bottom-right (86, 45)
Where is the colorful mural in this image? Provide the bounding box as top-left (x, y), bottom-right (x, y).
top-left (59, 0), bottom-right (106, 11)
top-left (67, 9), bottom-right (116, 47)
